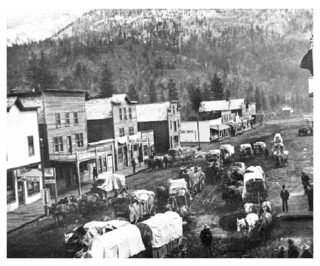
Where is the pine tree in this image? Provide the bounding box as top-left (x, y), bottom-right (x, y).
top-left (261, 90), bottom-right (268, 113)
top-left (255, 87), bottom-right (262, 113)
top-left (25, 51), bottom-right (57, 91)
top-left (189, 85), bottom-right (202, 112)
top-left (148, 79), bottom-right (157, 103)
top-left (167, 78), bottom-right (179, 100)
top-left (202, 82), bottom-right (212, 100)
top-left (245, 82), bottom-right (255, 103)
top-left (225, 88), bottom-right (231, 100)
top-left (269, 95), bottom-right (276, 110)
top-left (127, 84), bottom-right (139, 102)
top-left (99, 61), bottom-right (114, 98)
top-left (210, 73), bottom-right (224, 100)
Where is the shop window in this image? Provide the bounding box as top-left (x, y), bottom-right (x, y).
top-left (134, 144), bottom-right (138, 152)
top-left (55, 113), bottom-right (61, 127)
top-left (54, 136), bottom-right (64, 152)
top-left (28, 136), bottom-right (34, 156)
top-left (129, 108), bottom-right (132, 120)
top-left (80, 162), bottom-right (88, 173)
top-left (119, 127), bottom-right (125, 137)
top-left (75, 133), bottom-right (84, 147)
top-left (118, 147), bottom-right (124, 163)
top-left (119, 108), bottom-right (123, 120)
top-left (124, 108), bottom-right (127, 120)
top-left (27, 179), bottom-right (40, 197)
top-left (129, 126), bottom-right (134, 135)
top-left (177, 120), bottom-right (180, 128)
top-left (103, 157), bottom-right (107, 169)
top-left (7, 171), bottom-right (15, 203)
top-left (74, 112), bottom-right (78, 125)
top-left (65, 112), bottom-right (70, 126)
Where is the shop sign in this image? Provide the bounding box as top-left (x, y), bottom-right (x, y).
top-left (129, 139), bottom-right (148, 144)
top-left (21, 176), bottom-right (39, 182)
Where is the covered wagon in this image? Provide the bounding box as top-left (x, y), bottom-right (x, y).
top-left (178, 166), bottom-right (206, 193)
top-left (137, 211), bottom-right (187, 258)
top-left (242, 166), bottom-right (267, 204)
top-left (273, 133), bottom-right (283, 144)
top-left (253, 142), bottom-right (266, 155)
top-left (239, 144), bottom-right (254, 158)
top-left (82, 224), bottom-right (146, 258)
top-left (90, 172), bottom-right (126, 201)
top-left (220, 144), bottom-right (235, 163)
top-left (111, 190), bottom-right (156, 224)
top-left (165, 147), bottom-right (196, 164)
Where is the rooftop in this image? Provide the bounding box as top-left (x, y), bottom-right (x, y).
top-left (136, 102), bottom-right (171, 122)
top-left (199, 99), bottom-right (244, 112)
top-left (85, 98), bottom-right (113, 120)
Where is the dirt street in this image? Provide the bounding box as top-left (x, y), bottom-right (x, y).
top-left (7, 116), bottom-right (313, 258)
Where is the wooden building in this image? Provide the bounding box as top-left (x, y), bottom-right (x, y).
top-left (7, 97), bottom-right (42, 211)
top-left (136, 101), bottom-right (181, 154)
top-left (86, 94), bottom-right (150, 170)
top-left (9, 90), bottom-right (115, 195)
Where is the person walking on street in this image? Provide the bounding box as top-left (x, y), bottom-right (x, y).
top-left (287, 239), bottom-right (299, 258)
top-left (301, 244), bottom-right (313, 258)
top-left (280, 185), bottom-right (290, 212)
top-left (131, 158), bottom-right (136, 173)
top-left (301, 172), bottom-right (310, 195)
top-left (199, 224), bottom-right (213, 258)
top-left (276, 245), bottom-right (286, 258)
top-left (306, 184), bottom-right (313, 211)
top-left (93, 167), bottom-right (98, 182)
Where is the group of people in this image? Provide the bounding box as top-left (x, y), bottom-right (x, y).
top-left (280, 172), bottom-right (313, 212)
top-left (274, 239), bottom-right (313, 258)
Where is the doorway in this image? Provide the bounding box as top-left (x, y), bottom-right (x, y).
top-left (17, 180), bottom-right (24, 206)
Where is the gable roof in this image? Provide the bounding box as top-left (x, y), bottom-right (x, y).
top-left (85, 98), bottom-right (113, 120)
top-left (136, 102), bottom-right (170, 122)
top-left (199, 99), bottom-right (244, 112)
top-left (7, 97), bottom-right (39, 112)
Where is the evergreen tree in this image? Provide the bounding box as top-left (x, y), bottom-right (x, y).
top-left (202, 82), bottom-right (212, 100)
top-left (25, 51), bottom-right (57, 91)
top-left (167, 78), bottom-right (179, 100)
top-left (99, 61), bottom-right (114, 98)
top-left (189, 85), bottom-right (202, 112)
top-left (225, 88), bottom-right (231, 100)
top-left (269, 95), bottom-right (276, 110)
top-left (127, 84), bottom-right (139, 102)
top-left (255, 87), bottom-right (262, 113)
top-left (245, 82), bottom-right (255, 103)
top-left (75, 62), bottom-right (82, 78)
top-left (261, 90), bottom-right (268, 112)
top-left (148, 79), bottom-right (157, 103)
top-left (210, 72), bottom-right (224, 100)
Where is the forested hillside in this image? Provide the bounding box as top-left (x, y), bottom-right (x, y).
top-left (7, 9), bottom-right (313, 119)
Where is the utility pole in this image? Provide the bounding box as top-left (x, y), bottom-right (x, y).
top-left (40, 138), bottom-right (47, 216)
top-left (197, 115), bottom-right (201, 150)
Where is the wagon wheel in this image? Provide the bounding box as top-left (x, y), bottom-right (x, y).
top-left (176, 237), bottom-right (187, 258)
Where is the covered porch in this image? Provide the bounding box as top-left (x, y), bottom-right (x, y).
top-left (209, 124), bottom-right (231, 142)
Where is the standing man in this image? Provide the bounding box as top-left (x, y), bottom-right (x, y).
top-left (93, 167), bottom-right (98, 182)
top-left (306, 184), bottom-right (313, 211)
top-left (287, 239), bottom-right (299, 258)
top-left (199, 224), bottom-right (213, 258)
top-left (301, 172), bottom-right (310, 195)
top-left (131, 157), bottom-right (136, 174)
top-left (280, 185), bottom-right (290, 212)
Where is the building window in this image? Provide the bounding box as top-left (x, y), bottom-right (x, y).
top-left (173, 105), bottom-right (176, 114)
top-left (174, 135), bottom-right (179, 143)
top-left (129, 126), bottom-right (134, 135)
top-left (55, 113), bottom-right (61, 127)
top-left (129, 108), bottom-right (132, 120)
top-left (119, 108), bottom-right (122, 120)
top-left (174, 121), bottom-right (177, 132)
top-left (27, 179), bottom-right (40, 197)
top-left (74, 112), bottom-right (79, 125)
top-left (124, 108), bottom-right (127, 120)
top-left (75, 133), bottom-right (84, 148)
top-left (80, 162), bottom-right (88, 173)
top-left (118, 147), bottom-right (123, 163)
top-left (170, 120), bottom-right (172, 130)
top-left (119, 127), bottom-right (125, 137)
top-left (28, 136), bottom-right (34, 156)
top-left (65, 112), bottom-right (70, 126)
top-left (54, 136), bottom-right (63, 152)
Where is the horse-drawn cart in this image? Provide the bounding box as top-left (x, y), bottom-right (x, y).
top-left (178, 166), bottom-right (206, 193)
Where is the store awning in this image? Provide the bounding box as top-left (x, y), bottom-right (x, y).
top-left (116, 136), bottom-right (128, 145)
top-left (210, 124), bottom-right (230, 131)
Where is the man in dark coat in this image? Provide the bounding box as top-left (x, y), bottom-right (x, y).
top-left (307, 184), bottom-right (313, 211)
top-left (93, 167), bottom-right (98, 182)
top-left (287, 239), bottom-right (299, 258)
top-left (199, 224), bottom-right (213, 258)
top-left (280, 185), bottom-right (290, 212)
top-left (276, 245), bottom-right (286, 258)
top-left (131, 158), bottom-right (136, 173)
top-left (301, 172), bottom-right (310, 195)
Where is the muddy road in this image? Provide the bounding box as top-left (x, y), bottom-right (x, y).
top-left (7, 116), bottom-right (313, 258)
